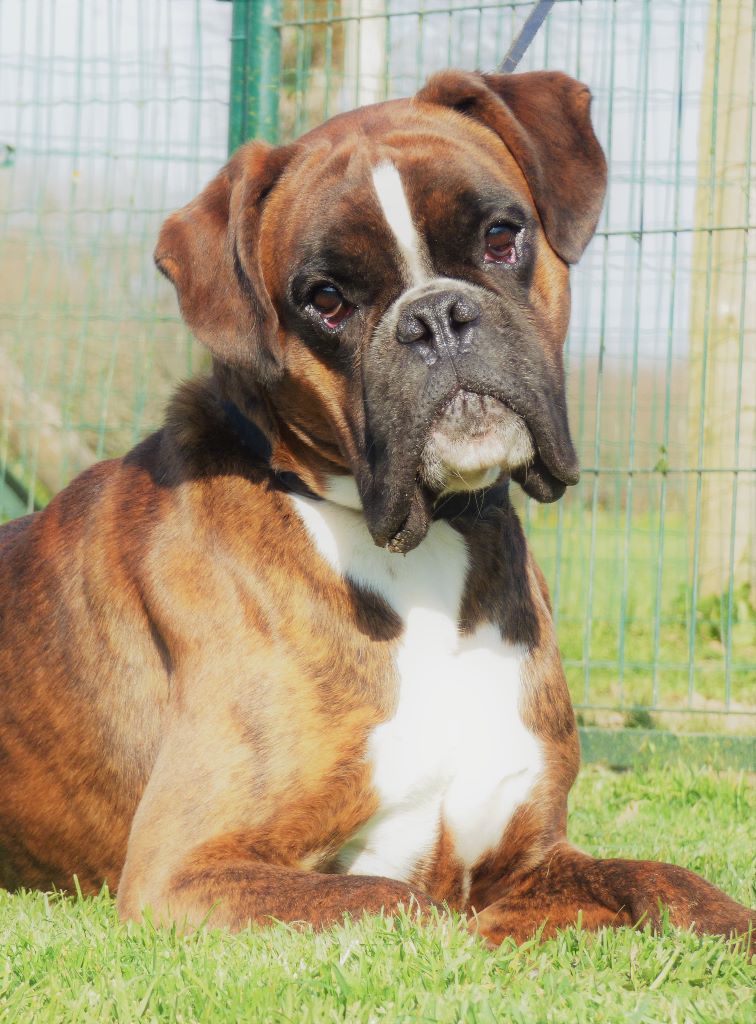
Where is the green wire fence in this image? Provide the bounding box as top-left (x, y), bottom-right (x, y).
top-left (1, 1), bottom-right (754, 761)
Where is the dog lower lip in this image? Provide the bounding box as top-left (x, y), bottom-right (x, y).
top-left (529, 449), bottom-right (579, 488)
top-left (438, 388), bottom-right (505, 420)
top-left (437, 388), bottom-right (578, 487)
top-left (438, 388), bottom-right (528, 441)
top-left (478, 397), bottom-right (578, 486)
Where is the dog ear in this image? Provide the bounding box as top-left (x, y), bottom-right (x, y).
top-left (155, 142), bottom-right (293, 385)
top-left (416, 70), bottom-right (607, 263)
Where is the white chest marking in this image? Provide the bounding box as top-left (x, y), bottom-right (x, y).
top-left (290, 492), bottom-right (543, 886)
top-left (371, 161), bottom-right (429, 287)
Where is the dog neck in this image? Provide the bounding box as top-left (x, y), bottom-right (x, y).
top-left (222, 395), bottom-right (510, 531)
top-left (220, 398), bottom-right (324, 502)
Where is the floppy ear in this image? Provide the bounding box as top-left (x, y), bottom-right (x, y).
top-left (416, 70), bottom-right (607, 263)
top-left (155, 142), bottom-right (293, 384)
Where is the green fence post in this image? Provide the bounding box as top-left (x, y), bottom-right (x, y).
top-left (228, 0), bottom-right (282, 154)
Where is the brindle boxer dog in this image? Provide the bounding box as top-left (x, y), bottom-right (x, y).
top-left (0, 70), bottom-right (753, 947)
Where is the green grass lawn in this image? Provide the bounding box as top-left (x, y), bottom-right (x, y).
top-left (521, 500), bottom-right (756, 731)
top-left (1, 761), bottom-right (753, 1023)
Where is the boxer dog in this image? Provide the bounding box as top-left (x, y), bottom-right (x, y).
top-left (0, 70), bottom-right (752, 947)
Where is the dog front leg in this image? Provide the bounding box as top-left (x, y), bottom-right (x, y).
top-left (117, 840), bottom-right (435, 931)
top-left (469, 843), bottom-right (754, 947)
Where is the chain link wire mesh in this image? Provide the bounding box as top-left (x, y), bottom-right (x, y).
top-left (0, 0), bottom-right (227, 511)
top-left (1, 0), bottom-right (754, 737)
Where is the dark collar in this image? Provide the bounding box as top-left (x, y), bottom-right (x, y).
top-left (222, 400), bottom-right (323, 501)
top-left (222, 399), bottom-right (507, 520)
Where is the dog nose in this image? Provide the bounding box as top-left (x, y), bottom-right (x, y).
top-left (395, 290), bottom-right (480, 357)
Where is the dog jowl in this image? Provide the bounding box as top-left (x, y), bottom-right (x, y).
top-left (0, 70), bottom-right (753, 947)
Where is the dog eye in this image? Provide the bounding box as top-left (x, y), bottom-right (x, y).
top-left (484, 224), bottom-right (519, 265)
top-left (310, 284), bottom-right (354, 328)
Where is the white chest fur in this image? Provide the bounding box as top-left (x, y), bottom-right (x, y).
top-left (290, 492), bottom-right (543, 887)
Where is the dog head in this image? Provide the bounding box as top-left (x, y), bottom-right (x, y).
top-left (156, 70), bottom-right (606, 552)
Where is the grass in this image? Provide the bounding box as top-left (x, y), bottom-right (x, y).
top-left (520, 500), bottom-right (756, 733)
top-left (0, 235), bottom-right (206, 511)
top-left (1, 761), bottom-right (754, 1023)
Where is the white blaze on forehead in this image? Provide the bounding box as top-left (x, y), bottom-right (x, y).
top-left (371, 161), bottom-right (428, 286)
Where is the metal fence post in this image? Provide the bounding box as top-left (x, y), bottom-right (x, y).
top-left (228, 0), bottom-right (282, 154)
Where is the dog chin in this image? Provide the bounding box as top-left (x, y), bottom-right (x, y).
top-left (420, 391), bottom-right (535, 493)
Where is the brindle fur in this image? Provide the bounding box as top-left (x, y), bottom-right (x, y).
top-left (0, 70), bottom-right (752, 946)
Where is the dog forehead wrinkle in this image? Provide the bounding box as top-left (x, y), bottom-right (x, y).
top-left (370, 160), bottom-right (429, 287)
